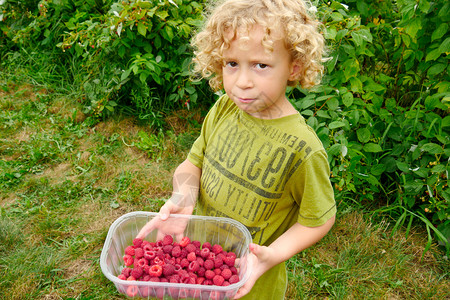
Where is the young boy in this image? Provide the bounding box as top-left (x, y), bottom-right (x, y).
top-left (137, 0), bottom-right (336, 298)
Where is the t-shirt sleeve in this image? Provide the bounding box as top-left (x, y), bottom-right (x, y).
top-left (288, 149), bottom-right (336, 227)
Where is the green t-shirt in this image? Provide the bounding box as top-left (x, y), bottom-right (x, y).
top-left (188, 95), bottom-right (336, 299)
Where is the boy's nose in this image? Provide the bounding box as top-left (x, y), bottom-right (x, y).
top-left (235, 69), bottom-right (254, 89)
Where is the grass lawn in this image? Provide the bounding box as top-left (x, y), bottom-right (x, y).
top-left (1, 82), bottom-right (449, 299)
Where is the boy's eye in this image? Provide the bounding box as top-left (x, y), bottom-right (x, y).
top-left (256, 63), bottom-right (268, 69)
top-left (226, 61), bottom-right (238, 68)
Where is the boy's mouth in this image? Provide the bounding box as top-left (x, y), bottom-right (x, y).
top-left (237, 97), bottom-right (256, 104)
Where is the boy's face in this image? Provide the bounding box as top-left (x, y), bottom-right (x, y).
top-left (222, 25), bottom-right (299, 119)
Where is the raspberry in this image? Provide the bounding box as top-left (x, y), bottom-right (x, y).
top-left (202, 242), bottom-right (212, 250)
top-left (172, 245), bottom-right (182, 257)
top-left (223, 255), bottom-right (235, 267)
top-left (185, 243), bottom-right (197, 253)
top-left (188, 260), bottom-right (200, 272)
top-left (187, 252), bottom-right (196, 262)
top-left (142, 274), bottom-right (151, 281)
top-left (208, 252), bottom-right (216, 260)
top-left (163, 263), bottom-right (175, 277)
top-left (230, 266), bottom-right (238, 274)
top-left (212, 244), bottom-right (223, 255)
top-left (180, 236), bottom-right (190, 247)
top-left (182, 276), bottom-right (196, 284)
top-left (200, 247), bottom-right (210, 258)
top-left (180, 258), bottom-right (190, 268)
top-left (126, 285), bottom-right (139, 297)
top-left (196, 277), bottom-right (205, 285)
top-left (163, 244), bottom-right (173, 254)
top-left (124, 246), bottom-right (135, 256)
top-left (121, 267), bottom-right (132, 277)
top-left (212, 274), bottom-right (225, 286)
top-left (162, 235), bottom-right (173, 246)
top-left (118, 274), bottom-right (127, 280)
top-left (214, 257), bottom-right (223, 268)
top-left (221, 268), bottom-right (232, 280)
top-left (214, 268), bottom-right (222, 275)
top-left (131, 266), bottom-right (143, 279)
top-left (144, 250), bottom-right (156, 261)
top-left (134, 247), bottom-right (144, 259)
top-left (196, 256), bottom-right (204, 266)
top-left (197, 266), bottom-right (206, 277)
top-left (153, 257), bottom-right (165, 266)
top-left (132, 238), bottom-right (143, 248)
top-left (143, 243), bottom-right (153, 252)
top-left (203, 279), bottom-right (213, 285)
top-left (192, 240), bottom-right (201, 248)
top-left (204, 259), bottom-right (214, 270)
top-left (123, 254), bottom-right (134, 266)
top-left (229, 274), bottom-right (239, 284)
top-left (136, 258), bottom-right (147, 268)
top-left (148, 264), bottom-right (163, 277)
top-left (205, 269), bottom-right (215, 280)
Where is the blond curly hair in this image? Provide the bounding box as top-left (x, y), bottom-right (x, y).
top-left (191, 0), bottom-right (325, 91)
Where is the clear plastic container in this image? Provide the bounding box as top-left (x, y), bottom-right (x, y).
top-left (100, 211), bottom-right (253, 299)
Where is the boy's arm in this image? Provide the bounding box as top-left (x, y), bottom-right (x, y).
top-left (159, 158), bottom-right (202, 219)
top-left (234, 216), bottom-right (336, 299)
top-left (136, 159), bottom-right (201, 239)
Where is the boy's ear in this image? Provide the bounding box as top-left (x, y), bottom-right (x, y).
top-left (289, 60), bottom-right (303, 81)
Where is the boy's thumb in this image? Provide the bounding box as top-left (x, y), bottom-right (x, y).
top-left (249, 243), bottom-right (260, 256)
top-left (159, 206), bottom-right (170, 221)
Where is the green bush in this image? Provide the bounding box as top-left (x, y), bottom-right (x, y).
top-left (291, 0), bottom-right (449, 251)
top-left (56, 0), bottom-right (211, 119)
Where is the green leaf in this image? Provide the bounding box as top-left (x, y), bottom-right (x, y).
top-left (363, 143), bottom-right (382, 153)
top-left (327, 143), bottom-right (342, 156)
top-left (427, 63), bottom-right (447, 76)
top-left (371, 164), bottom-right (386, 176)
top-left (357, 127), bottom-right (371, 143)
top-left (155, 10), bottom-right (169, 20)
top-left (327, 97), bottom-right (340, 110)
top-left (438, 37), bottom-right (450, 54)
top-left (329, 121), bottom-right (346, 129)
top-left (431, 23), bottom-right (449, 41)
top-left (342, 92), bottom-right (353, 107)
top-left (396, 161), bottom-right (410, 173)
top-left (331, 12), bottom-right (344, 21)
top-left (425, 48), bottom-right (441, 62)
top-left (420, 143), bottom-right (442, 154)
top-left (405, 18), bottom-right (422, 40)
top-left (137, 22), bottom-right (147, 36)
top-left (325, 27), bottom-right (337, 40)
top-left (351, 29), bottom-right (372, 46)
top-left (121, 69), bottom-right (132, 81)
top-left (349, 77), bottom-right (363, 93)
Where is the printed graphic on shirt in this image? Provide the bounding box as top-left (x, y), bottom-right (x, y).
top-left (198, 115), bottom-right (313, 244)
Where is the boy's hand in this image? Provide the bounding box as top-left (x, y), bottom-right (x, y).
top-left (233, 243), bottom-right (276, 299)
top-left (136, 193), bottom-right (194, 241)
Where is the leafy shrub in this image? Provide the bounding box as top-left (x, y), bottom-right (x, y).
top-left (56, 0), bottom-right (212, 119)
top-left (292, 0), bottom-right (449, 251)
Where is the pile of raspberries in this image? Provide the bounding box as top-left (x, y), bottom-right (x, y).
top-left (119, 236), bottom-right (240, 297)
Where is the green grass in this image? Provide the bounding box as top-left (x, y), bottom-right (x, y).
top-left (1, 81), bottom-right (449, 300)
